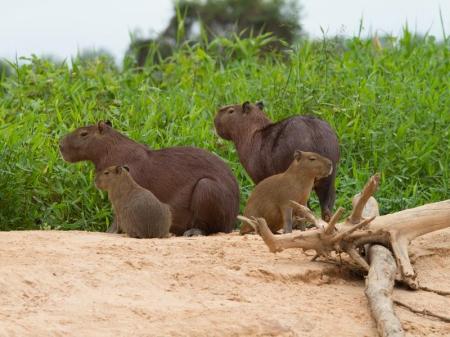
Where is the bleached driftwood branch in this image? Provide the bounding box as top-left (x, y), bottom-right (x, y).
top-left (366, 244), bottom-right (404, 337)
top-left (239, 174), bottom-right (450, 337)
top-left (238, 174), bottom-right (450, 289)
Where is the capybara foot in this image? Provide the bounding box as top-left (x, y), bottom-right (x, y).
top-left (292, 217), bottom-right (309, 231)
top-left (239, 223), bottom-right (255, 235)
top-left (322, 210), bottom-right (332, 222)
top-left (106, 222), bottom-right (119, 233)
top-left (183, 228), bottom-right (205, 237)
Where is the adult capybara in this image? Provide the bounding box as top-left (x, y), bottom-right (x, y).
top-left (241, 151), bottom-right (333, 234)
top-left (95, 165), bottom-right (171, 239)
top-left (60, 121), bottom-right (240, 236)
top-left (214, 101), bottom-right (339, 221)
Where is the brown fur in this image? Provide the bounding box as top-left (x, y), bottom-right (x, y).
top-left (214, 101), bottom-right (339, 221)
top-left (241, 151), bottom-right (333, 234)
top-left (95, 165), bottom-right (171, 238)
top-left (59, 121), bottom-right (239, 236)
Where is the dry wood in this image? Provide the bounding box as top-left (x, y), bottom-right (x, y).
top-left (238, 174), bottom-right (450, 289)
top-left (350, 173), bottom-right (380, 223)
top-left (356, 186), bottom-right (404, 337)
top-left (239, 173), bottom-right (450, 337)
top-left (366, 245), bottom-right (404, 337)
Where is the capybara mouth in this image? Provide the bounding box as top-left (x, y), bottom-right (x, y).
top-left (328, 165), bottom-right (333, 176)
top-left (316, 166), bottom-right (333, 182)
top-left (59, 148), bottom-right (75, 163)
top-left (59, 141), bottom-right (79, 163)
top-left (94, 179), bottom-right (102, 190)
top-left (322, 164), bottom-right (333, 178)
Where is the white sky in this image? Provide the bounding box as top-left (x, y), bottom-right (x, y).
top-left (0, 0), bottom-right (448, 61)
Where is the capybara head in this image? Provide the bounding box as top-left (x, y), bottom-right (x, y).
top-left (95, 165), bottom-right (130, 191)
top-left (291, 150), bottom-right (333, 179)
top-left (214, 101), bottom-right (268, 140)
top-left (59, 120), bottom-right (114, 163)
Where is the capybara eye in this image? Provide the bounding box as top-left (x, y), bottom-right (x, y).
top-left (104, 171), bottom-right (109, 175)
top-left (309, 157), bottom-right (316, 161)
top-left (80, 131), bottom-right (88, 137)
top-left (228, 108), bottom-right (235, 114)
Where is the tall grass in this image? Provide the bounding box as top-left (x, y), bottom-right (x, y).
top-left (0, 32), bottom-right (449, 231)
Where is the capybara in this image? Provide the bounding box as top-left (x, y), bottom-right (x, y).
top-left (214, 101), bottom-right (339, 221)
top-left (241, 150), bottom-right (333, 234)
top-left (59, 121), bottom-right (239, 236)
top-left (95, 165), bottom-right (171, 238)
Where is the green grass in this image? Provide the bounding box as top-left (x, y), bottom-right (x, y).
top-left (0, 32), bottom-right (449, 231)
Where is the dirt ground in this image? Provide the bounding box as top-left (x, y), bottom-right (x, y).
top-left (0, 228), bottom-right (449, 337)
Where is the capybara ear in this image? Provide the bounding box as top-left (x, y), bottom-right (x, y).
top-left (97, 121), bottom-right (107, 133)
top-left (98, 120), bottom-right (112, 133)
top-left (294, 150), bottom-right (303, 161)
top-left (242, 101), bottom-right (251, 114)
top-left (122, 165), bottom-right (130, 172)
top-left (256, 101), bottom-right (264, 110)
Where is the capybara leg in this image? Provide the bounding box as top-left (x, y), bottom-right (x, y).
top-left (106, 217), bottom-right (119, 233)
top-left (190, 178), bottom-right (238, 234)
top-left (283, 207), bottom-right (293, 234)
top-left (292, 217), bottom-right (308, 231)
top-left (314, 173), bottom-right (336, 222)
top-left (292, 201), bottom-right (310, 230)
top-left (183, 228), bottom-right (206, 237)
top-left (239, 222), bottom-right (255, 235)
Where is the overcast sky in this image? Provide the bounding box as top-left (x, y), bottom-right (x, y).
top-left (1, 0), bottom-right (448, 61)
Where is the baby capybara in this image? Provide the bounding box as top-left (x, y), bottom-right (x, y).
top-left (95, 165), bottom-right (171, 239)
top-left (241, 151), bottom-right (333, 234)
top-left (59, 121), bottom-right (239, 236)
top-left (214, 101), bottom-right (339, 221)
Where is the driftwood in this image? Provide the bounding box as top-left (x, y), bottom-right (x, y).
top-left (238, 174), bottom-right (450, 289)
top-left (238, 174), bottom-right (450, 336)
top-left (366, 245), bottom-right (404, 337)
top-left (355, 189), bottom-right (404, 337)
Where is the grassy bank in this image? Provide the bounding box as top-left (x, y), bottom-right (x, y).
top-left (0, 33), bottom-right (449, 231)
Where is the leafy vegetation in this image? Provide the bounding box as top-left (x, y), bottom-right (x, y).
top-left (0, 31), bottom-right (449, 231)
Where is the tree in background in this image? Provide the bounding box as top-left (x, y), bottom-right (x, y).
top-left (128, 0), bottom-right (302, 67)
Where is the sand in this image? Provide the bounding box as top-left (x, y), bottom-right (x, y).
top-left (0, 228), bottom-right (449, 337)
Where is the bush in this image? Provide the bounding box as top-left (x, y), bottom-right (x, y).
top-left (0, 33), bottom-right (449, 231)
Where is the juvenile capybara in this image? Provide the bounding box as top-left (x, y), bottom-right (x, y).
top-left (59, 121), bottom-right (239, 236)
top-left (214, 101), bottom-right (339, 221)
top-left (241, 150), bottom-right (333, 234)
top-left (95, 165), bottom-right (171, 239)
